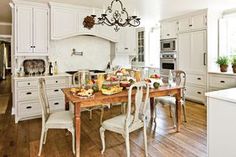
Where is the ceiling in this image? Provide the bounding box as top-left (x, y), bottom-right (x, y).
top-left (1, 0), bottom-right (236, 23)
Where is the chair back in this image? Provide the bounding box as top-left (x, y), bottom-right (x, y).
top-left (171, 70), bottom-right (186, 99)
top-left (38, 78), bottom-right (50, 125)
top-left (72, 70), bottom-right (91, 86)
top-left (126, 81), bottom-right (149, 129)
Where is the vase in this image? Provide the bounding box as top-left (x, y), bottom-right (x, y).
top-left (220, 65), bottom-right (228, 72)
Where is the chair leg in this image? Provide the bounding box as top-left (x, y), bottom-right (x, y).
top-left (172, 106), bottom-right (177, 128)
top-left (89, 110), bottom-right (93, 120)
top-left (100, 108), bottom-right (104, 125)
top-left (100, 127), bottom-right (106, 154)
top-left (143, 121), bottom-right (148, 157)
top-left (125, 132), bottom-right (130, 157)
top-left (169, 105), bottom-right (172, 118)
top-left (43, 129), bottom-right (48, 144)
top-left (38, 128), bottom-right (45, 156)
top-left (182, 104), bottom-right (187, 122)
top-left (68, 128), bottom-right (75, 154)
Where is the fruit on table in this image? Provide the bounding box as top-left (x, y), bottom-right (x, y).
top-left (129, 79), bottom-right (135, 84)
top-left (153, 82), bottom-right (160, 89)
top-left (144, 78), bottom-right (151, 83)
top-left (92, 85), bottom-right (99, 92)
top-left (150, 74), bottom-right (161, 79)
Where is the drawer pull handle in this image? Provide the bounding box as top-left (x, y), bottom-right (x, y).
top-left (54, 102), bottom-right (59, 105)
top-left (54, 89), bottom-right (59, 92)
top-left (26, 106), bottom-right (32, 109)
top-left (220, 80), bottom-right (225, 83)
top-left (56, 81), bottom-right (58, 83)
top-left (124, 48), bottom-right (128, 50)
top-left (27, 83), bottom-right (31, 85)
top-left (197, 91), bottom-right (201, 95)
top-left (197, 78), bottom-right (201, 80)
top-left (167, 34), bottom-right (170, 36)
top-left (189, 24), bottom-right (192, 27)
top-left (26, 92), bottom-right (32, 95)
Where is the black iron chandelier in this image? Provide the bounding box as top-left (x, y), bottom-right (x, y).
top-left (83, 0), bottom-right (141, 32)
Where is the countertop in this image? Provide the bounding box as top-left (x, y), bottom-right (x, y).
top-left (205, 88), bottom-right (236, 103)
top-left (208, 71), bottom-right (236, 76)
top-left (13, 73), bottom-right (72, 80)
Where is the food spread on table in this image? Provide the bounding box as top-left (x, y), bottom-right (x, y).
top-left (101, 84), bottom-right (123, 95)
top-left (70, 88), bottom-right (94, 97)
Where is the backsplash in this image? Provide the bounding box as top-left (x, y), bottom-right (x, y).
top-left (49, 35), bottom-right (111, 72)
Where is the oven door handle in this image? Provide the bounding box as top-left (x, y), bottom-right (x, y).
top-left (160, 58), bottom-right (176, 61)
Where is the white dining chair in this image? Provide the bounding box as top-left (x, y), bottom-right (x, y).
top-left (38, 78), bottom-right (75, 156)
top-left (154, 70), bottom-right (187, 126)
top-left (70, 71), bottom-right (110, 124)
top-left (100, 81), bottom-right (149, 157)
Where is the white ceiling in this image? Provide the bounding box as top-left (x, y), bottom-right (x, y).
top-left (1, 0), bottom-right (236, 24)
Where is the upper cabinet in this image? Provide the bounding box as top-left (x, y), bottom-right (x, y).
top-left (116, 27), bottom-right (136, 55)
top-left (160, 20), bottom-right (178, 39)
top-left (178, 13), bottom-right (207, 33)
top-left (15, 4), bottom-right (49, 55)
top-left (50, 5), bottom-right (78, 40)
top-left (49, 2), bottom-right (118, 42)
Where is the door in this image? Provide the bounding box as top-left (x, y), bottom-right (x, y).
top-left (191, 13), bottom-right (207, 30)
top-left (190, 30), bottom-right (207, 74)
top-left (178, 32), bottom-right (191, 71)
top-left (178, 17), bottom-right (190, 33)
top-left (17, 6), bottom-right (33, 53)
top-left (33, 8), bottom-right (48, 54)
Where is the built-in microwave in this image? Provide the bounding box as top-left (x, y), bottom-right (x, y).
top-left (160, 39), bottom-right (177, 52)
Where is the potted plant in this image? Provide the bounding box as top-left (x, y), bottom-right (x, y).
top-left (231, 55), bottom-right (236, 73)
top-left (216, 56), bottom-right (229, 72)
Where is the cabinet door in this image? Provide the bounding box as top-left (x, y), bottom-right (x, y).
top-left (191, 13), bottom-right (207, 30)
top-left (16, 6), bottom-right (33, 53)
top-left (178, 32), bottom-right (191, 71)
top-left (190, 30), bottom-right (207, 74)
top-left (33, 8), bottom-right (48, 54)
top-left (51, 6), bottom-right (78, 39)
top-left (161, 21), bottom-right (178, 39)
top-left (178, 17), bottom-right (190, 32)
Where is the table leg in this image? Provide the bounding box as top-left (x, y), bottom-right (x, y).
top-left (175, 89), bottom-right (181, 132)
top-left (150, 97), bottom-right (155, 119)
top-left (75, 103), bottom-right (81, 157)
top-left (65, 95), bottom-right (69, 110)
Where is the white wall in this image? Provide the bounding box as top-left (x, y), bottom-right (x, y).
top-left (49, 35), bottom-right (111, 72)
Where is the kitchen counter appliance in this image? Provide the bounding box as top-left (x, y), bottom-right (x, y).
top-left (160, 38), bottom-right (177, 52)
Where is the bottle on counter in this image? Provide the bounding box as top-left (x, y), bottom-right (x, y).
top-left (49, 62), bottom-right (53, 75)
top-left (54, 61), bottom-right (58, 75)
top-left (168, 70), bottom-right (173, 87)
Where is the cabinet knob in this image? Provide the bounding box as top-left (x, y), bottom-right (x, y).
top-left (55, 81), bottom-right (58, 83)
top-left (27, 83), bottom-right (31, 85)
top-left (189, 24), bottom-right (192, 27)
top-left (167, 34), bottom-right (170, 36)
top-left (197, 78), bottom-right (201, 80)
top-left (54, 89), bottom-right (59, 92)
top-left (124, 48), bottom-right (129, 50)
top-left (54, 102), bottom-right (59, 105)
top-left (197, 91), bottom-right (201, 95)
top-left (26, 92), bottom-right (32, 95)
top-left (26, 106), bottom-right (32, 109)
top-left (220, 80), bottom-right (225, 83)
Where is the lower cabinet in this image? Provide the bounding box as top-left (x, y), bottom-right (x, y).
top-left (14, 75), bottom-right (71, 123)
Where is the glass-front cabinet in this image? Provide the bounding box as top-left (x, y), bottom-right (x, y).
top-left (132, 27), bottom-right (145, 65)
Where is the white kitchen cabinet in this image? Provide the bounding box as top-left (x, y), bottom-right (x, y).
top-left (178, 13), bottom-right (207, 33)
top-left (50, 5), bottom-right (78, 40)
top-left (15, 4), bottom-right (48, 55)
top-left (208, 73), bottom-right (236, 91)
top-left (178, 30), bottom-right (207, 103)
top-left (161, 20), bottom-right (178, 39)
top-left (13, 74), bottom-right (71, 123)
top-left (116, 27), bottom-right (136, 55)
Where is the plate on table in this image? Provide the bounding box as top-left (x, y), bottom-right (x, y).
top-left (101, 86), bottom-right (123, 95)
top-left (71, 88), bottom-right (94, 98)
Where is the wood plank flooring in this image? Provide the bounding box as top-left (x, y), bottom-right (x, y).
top-left (0, 76), bottom-right (207, 157)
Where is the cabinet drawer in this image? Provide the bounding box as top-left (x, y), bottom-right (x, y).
top-left (49, 98), bottom-right (65, 111)
top-left (17, 89), bottom-right (39, 101)
top-left (17, 80), bottom-right (38, 88)
top-left (187, 74), bottom-right (206, 86)
top-left (209, 75), bottom-right (236, 88)
top-left (185, 85), bottom-right (206, 102)
top-left (46, 87), bottom-right (64, 98)
top-left (18, 101), bottom-right (41, 117)
top-left (45, 77), bottom-right (68, 87)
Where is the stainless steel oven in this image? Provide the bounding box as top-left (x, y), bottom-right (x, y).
top-left (161, 39), bottom-right (177, 52)
top-left (160, 52), bottom-right (177, 76)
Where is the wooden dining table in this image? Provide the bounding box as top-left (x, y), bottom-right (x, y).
top-left (62, 85), bottom-right (182, 157)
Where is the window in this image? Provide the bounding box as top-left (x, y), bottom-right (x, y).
top-left (219, 13), bottom-right (236, 57)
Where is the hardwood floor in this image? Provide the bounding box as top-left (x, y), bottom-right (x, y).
top-left (0, 77), bottom-right (207, 157)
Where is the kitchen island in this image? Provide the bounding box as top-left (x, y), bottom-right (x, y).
top-left (206, 88), bottom-right (236, 157)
